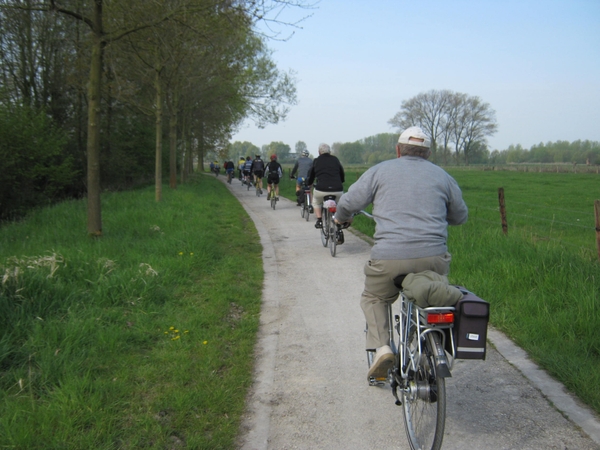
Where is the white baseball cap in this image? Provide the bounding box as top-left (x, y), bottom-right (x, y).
top-left (398, 126), bottom-right (430, 148)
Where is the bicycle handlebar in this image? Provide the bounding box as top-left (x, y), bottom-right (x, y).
top-left (357, 210), bottom-right (374, 219)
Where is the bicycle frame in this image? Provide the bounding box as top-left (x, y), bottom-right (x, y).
top-left (304, 184), bottom-right (312, 209)
top-left (395, 296), bottom-right (455, 381)
top-left (300, 183), bottom-right (312, 221)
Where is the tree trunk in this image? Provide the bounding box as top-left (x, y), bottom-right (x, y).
top-left (196, 121), bottom-right (204, 172)
top-left (155, 70), bottom-right (163, 202)
top-left (86, 0), bottom-right (104, 236)
top-left (169, 112), bottom-right (177, 189)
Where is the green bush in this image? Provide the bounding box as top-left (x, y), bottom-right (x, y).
top-left (0, 105), bottom-right (78, 220)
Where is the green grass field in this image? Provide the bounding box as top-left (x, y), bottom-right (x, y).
top-left (0, 175), bottom-right (262, 448)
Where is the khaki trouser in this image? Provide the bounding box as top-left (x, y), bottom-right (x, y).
top-left (361, 253), bottom-right (452, 350)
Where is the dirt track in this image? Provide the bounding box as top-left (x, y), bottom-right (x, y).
top-left (220, 177), bottom-right (600, 450)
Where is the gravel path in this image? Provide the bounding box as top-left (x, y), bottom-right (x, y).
top-left (221, 178), bottom-right (600, 450)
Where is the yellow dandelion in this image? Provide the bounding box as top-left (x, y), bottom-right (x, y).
top-left (190, 252), bottom-right (194, 256)
top-left (169, 326), bottom-right (175, 330)
top-left (184, 330), bottom-right (189, 334)
top-left (164, 332), bottom-right (168, 335)
top-left (178, 252), bottom-right (183, 256)
top-left (203, 340), bottom-right (208, 345)
top-left (174, 329), bottom-right (179, 333)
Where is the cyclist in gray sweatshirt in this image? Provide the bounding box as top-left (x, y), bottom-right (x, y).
top-left (290, 150), bottom-right (313, 205)
top-left (334, 126), bottom-right (468, 380)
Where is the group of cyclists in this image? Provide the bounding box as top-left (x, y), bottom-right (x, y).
top-left (230, 145), bottom-right (345, 219)
top-left (235, 153), bottom-right (285, 201)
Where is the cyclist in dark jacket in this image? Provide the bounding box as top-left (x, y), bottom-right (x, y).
top-left (265, 154), bottom-right (283, 201)
top-left (306, 143), bottom-right (345, 229)
top-left (250, 155), bottom-right (265, 194)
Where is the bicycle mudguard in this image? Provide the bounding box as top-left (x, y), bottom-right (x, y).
top-left (452, 287), bottom-right (490, 360)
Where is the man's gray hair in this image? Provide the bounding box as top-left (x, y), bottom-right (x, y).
top-left (399, 144), bottom-right (431, 158)
top-left (318, 143), bottom-right (331, 154)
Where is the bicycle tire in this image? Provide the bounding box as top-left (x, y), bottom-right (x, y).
top-left (329, 222), bottom-right (337, 256)
top-left (301, 204), bottom-right (305, 218)
top-left (271, 196), bottom-right (276, 210)
top-left (402, 332), bottom-right (447, 450)
top-left (305, 204), bottom-right (310, 222)
top-left (320, 209), bottom-right (329, 247)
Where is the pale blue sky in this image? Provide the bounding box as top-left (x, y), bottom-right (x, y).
top-left (232, 0), bottom-right (600, 155)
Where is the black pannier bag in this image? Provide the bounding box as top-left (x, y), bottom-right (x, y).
top-left (452, 287), bottom-right (490, 360)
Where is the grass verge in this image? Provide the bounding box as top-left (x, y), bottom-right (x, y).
top-left (0, 175), bottom-right (262, 449)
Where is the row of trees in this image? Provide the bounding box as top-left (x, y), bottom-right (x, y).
top-left (0, 0), bottom-right (311, 229)
top-left (491, 140), bottom-right (600, 165)
top-left (330, 134), bottom-right (600, 167)
top-left (227, 140), bottom-right (299, 163)
top-left (230, 135), bottom-right (600, 167)
top-left (333, 136), bottom-right (600, 167)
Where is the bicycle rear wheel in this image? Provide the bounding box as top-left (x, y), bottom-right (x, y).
top-left (304, 195), bottom-right (310, 221)
top-left (402, 333), bottom-right (446, 450)
top-left (329, 222), bottom-right (337, 256)
top-left (320, 209), bottom-right (329, 247)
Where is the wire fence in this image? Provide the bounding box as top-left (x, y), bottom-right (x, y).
top-left (468, 191), bottom-right (600, 261)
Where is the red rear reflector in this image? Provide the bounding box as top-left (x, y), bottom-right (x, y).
top-left (427, 312), bottom-right (454, 324)
top-left (329, 207), bottom-right (337, 213)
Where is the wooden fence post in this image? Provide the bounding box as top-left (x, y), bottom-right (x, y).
top-left (498, 188), bottom-right (508, 235)
top-left (595, 200), bottom-right (600, 262)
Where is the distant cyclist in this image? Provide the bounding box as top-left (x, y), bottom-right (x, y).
top-left (251, 154), bottom-right (265, 194)
top-left (306, 143), bottom-right (345, 229)
top-left (210, 161), bottom-right (220, 176)
top-left (238, 156), bottom-right (246, 180)
top-left (243, 156), bottom-right (253, 185)
top-left (225, 160), bottom-right (235, 182)
top-left (265, 154), bottom-right (283, 201)
top-left (291, 150), bottom-right (313, 207)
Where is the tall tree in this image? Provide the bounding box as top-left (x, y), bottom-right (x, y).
top-left (388, 89), bottom-right (452, 163)
top-left (389, 89), bottom-right (497, 165)
top-left (295, 140), bottom-right (308, 156)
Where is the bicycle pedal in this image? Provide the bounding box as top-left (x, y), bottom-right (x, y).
top-left (368, 376), bottom-right (386, 387)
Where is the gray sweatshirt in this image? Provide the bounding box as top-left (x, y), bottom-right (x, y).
top-left (335, 156), bottom-right (468, 260)
top-left (291, 156), bottom-right (313, 179)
